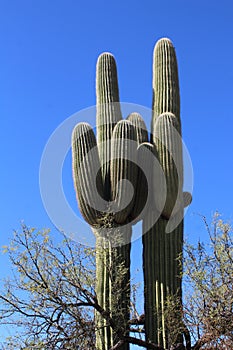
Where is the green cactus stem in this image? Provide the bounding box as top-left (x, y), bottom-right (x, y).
top-left (153, 112), bottom-right (183, 220)
top-left (127, 112), bottom-right (149, 145)
top-left (110, 120), bottom-right (138, 224)
top-left (126, 113), bottom-right (150, 222)
top-left (143, 216), bottom-right (184, 347)
top-left (132, 142), bottom-right (154, 222)
top-left (95, 54), bottom-right (131, 350)
top-left (152, 38), bottom-right (180, 132)
top-left (96, 52), bottom-right (122, 199)
top-left (94, 226), bottom-right (132, 350)
top-left (73, 53), bottom-right (144, 350)
top-left (72, 123), bottom-right (105, 226)
top-left (143, 38), bottom-right (191, 349)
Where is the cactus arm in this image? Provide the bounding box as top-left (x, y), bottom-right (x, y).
top-left (153, 112), bottom-right (183, 219)
top-left (127, 112), bottom-right (148, 145)
top-left (130, 142), bottom-right (154, 222)
top-left (152, 38), bottom-right (180, 131)
top-left (110, 120), bottom-right (138, 224)
top-left (72, 122), bottom-right (104, 226)
top-left (125, 113), bottom-right (150, 222)
top-left (96, 53), bottom-right (122, 199)
top-left (183, 191), bottom-right (192, 208)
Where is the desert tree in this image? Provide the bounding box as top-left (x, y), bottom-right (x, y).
top-left (181, 213), bottom-right (233, 349)
top-left (0, 213), bottom-right (232, 349)
top-left (0, 225), bottom-right (160, 350)
top-left (0, 225), bottom-right (96, 349)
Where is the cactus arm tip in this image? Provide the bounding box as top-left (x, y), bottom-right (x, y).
top-left (183, 191), bottom-right (192, 207)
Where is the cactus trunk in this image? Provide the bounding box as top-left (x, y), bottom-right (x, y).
top-left (143, 216), bottom-right (183, 347)
top-left (94, 55), bottom-right (133, 349)
top-left (95, 229), bottom-right (131, 350)
top-left (72, 53), bottom-right (136, 350)
top-left (143, 38), bottom-right (184, 348)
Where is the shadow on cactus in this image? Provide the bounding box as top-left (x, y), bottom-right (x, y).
top-left (72, 38), bottom-right (192, 350)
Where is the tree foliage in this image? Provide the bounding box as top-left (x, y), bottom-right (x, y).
top-left (0, 226), bottom-right (152, 350)
top-left (182, 213), bottom-right (233, 349)
top-left (0, 214), bottom-right (233, 349)
top-left (0, 226), bottom-right (96, 349)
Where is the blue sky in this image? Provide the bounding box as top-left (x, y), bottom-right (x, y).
top-left (1, 0), bottom-right (233, 347)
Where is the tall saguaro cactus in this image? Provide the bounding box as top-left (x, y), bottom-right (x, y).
top-left (143, 38), bottom-right (191, 348)
top-left (72, 53), bottom-right (147, 350)
top-left (72, 38), bottom-right (191, 350)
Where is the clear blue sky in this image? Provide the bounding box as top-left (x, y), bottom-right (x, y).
top-left (1, 0), bottom-right (233, 347)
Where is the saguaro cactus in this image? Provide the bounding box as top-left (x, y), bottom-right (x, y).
top-left (72, 53), bottom-right (147, 349)
top-left (143, 38), bottom-right (191, 348)
top-left (72, 38), bottom-right (191, 350)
